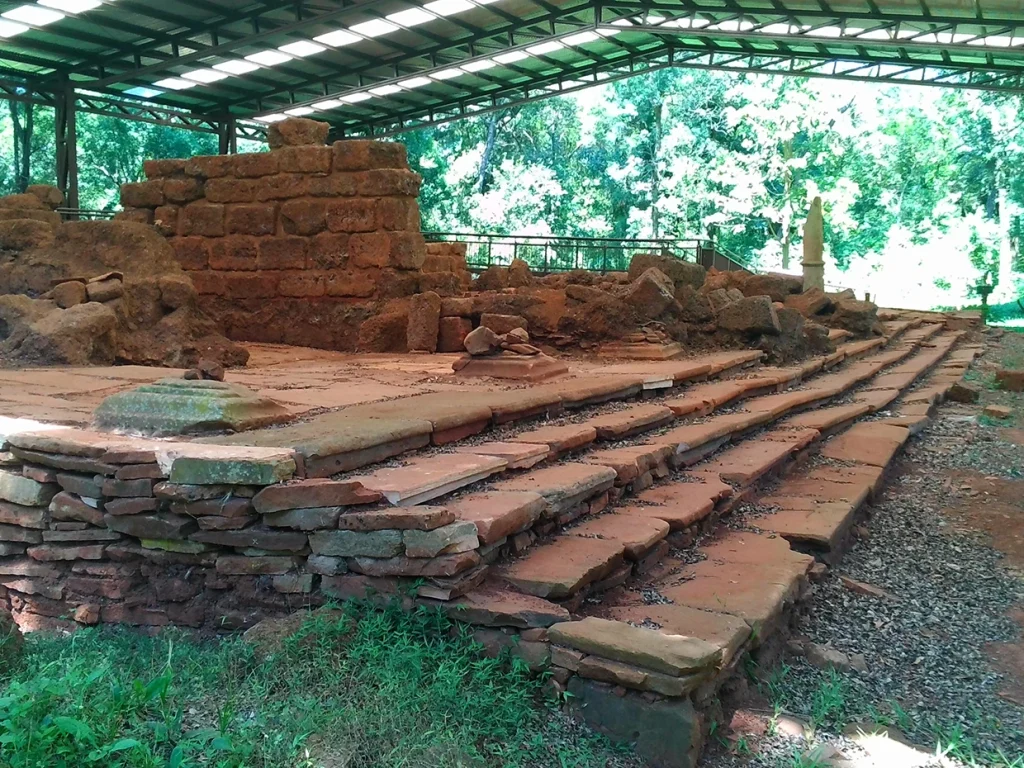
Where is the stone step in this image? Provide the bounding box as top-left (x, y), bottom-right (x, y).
top-left (757, 497), bottom-right (863, 554)
top-left (453, 441), bottom-right (549, 469)
top-left (653, 531), bottom-right (815, 635)
top-left (778, 402), bottom-right (873, 434)
top-left (616, 477), bottom-right (728, 531)
top-left (583, 405), bottom-right (676, 441)
top-left (697, 429), bottom-right (818, 487)
top-left (446, 491), bottom-right (548, 546)
top-left (349, 453), bottom-right (508, 506)
top-left (490, 463), bottom-right (618, 523)
top-left (508, 423), bottom-right (598, 458)
top-left (819, 422), bottom-right (910, 468)
top-left (567, 513), bottom-right (670, 560)
top-left (582, 445), bottom-right (673, 486)
top-left (500, 535), bottom-right (626, 599)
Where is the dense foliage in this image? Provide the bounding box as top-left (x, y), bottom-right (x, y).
top-left (3, 70), bottom-right (1022, 309)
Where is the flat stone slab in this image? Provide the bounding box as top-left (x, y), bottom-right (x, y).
top-left (438, 584), bottom-right (570, 628)
top-left (543, 375), bottom-right (643, 409)
top-left (0, 469), bottom-right (56, 507)
top-left (210, 413), bottom-right (433, 476)
top-left (490, 463), bottom-right (617, 516)
top-left (453, 441), bottom-right (548, 469)
top-left (584, 405), bottom-right (675, 440)
top-left (820, 423), bottom-right (909, 467)
top-left (455, 353), bottom-right (569, 382)
top-left (508, 424), bottom-right (597, 456)
top-left (597, 341), bottom-right (684, 360)
top-left (699, 435), bottom-right (812, 486)
top-left (161, 445), bottom-right (298, 486)
top-left (348, 393), bottom-right (492, 441)
top-left (350, 454), bottom-right (507, 506)
top-left (743, 389), bottom-right (828, 419)
top-left (780, 402), bottom-right (872, 432)
top-left (583, 445), bottom-right (673, 484)
top-left (619, 477), bottom-right (729, 530)
top-left (336, 505), bottom-right (455, 531)
top-left (502, 535), bottom-right (625, 599)
top-left (852, 388), bottom-right (902, 412)
top-left (653, 411), bottom-right (770, 455)
top-left (252, 478), bottom-right (382, 514)
top-left (602, 603), bottom-right (750, 668)
top-left (569, 513), bottom-right (669, 559)
top-left (446, 490), bottom-right (547, 544)
top-left (758, 499), bottom-right (861, 550)
top-left (549, 616), bottom-right (721, 677)
top-left (94, 378), bottom-right (292, 436)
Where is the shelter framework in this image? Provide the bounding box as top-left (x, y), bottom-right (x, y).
top-left (2, 0), bottom-right (1024, 205)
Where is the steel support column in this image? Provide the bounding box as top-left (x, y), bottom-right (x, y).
top-left (218, 116), bottom-right (238, 155)
top-left (55, 82), bottom-right (79, 210)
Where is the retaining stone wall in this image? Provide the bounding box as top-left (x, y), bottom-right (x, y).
top-left (118, 139), bottom-right (469, 351)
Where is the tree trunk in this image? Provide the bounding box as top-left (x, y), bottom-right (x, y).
top-left (780, 139), bottom-right (794, 270)
top-left (997, 185), bottom-right (1014, 293)
top-left (477, 114), bottom-right (499, 194)
top-left (651, 98), bottom-right (665, 238)
top-left (10, 101), bottom-right (34, 193)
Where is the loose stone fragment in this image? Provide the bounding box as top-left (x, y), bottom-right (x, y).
top-left (308, 529), bottom-right (404, 558)
top-left (403, 521), bottom-right (479, 558)
top-left (0, 469), bottom-right (57, 507)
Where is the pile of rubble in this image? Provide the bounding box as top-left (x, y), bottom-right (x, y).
top-left (0, 186), bottom-right (246, 369)
top-left (384, 250), bottom-right (879, 365)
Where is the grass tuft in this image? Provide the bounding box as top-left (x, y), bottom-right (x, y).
top-left (0, 600), bottom-right (626, 768)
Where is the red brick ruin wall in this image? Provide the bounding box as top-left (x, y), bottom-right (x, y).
top-left (118, 140), bottom-right (469, 351)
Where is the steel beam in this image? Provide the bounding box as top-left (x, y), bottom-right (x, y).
top-left (54, 81), bottom-right (79, 210)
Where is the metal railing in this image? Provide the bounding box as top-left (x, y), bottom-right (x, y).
top-left (424, 231), bottom-right (753, 275)
top-left (57, 208), bottom-right (116, 220)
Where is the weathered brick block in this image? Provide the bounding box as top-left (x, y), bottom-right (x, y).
top-left (226, 202), bottom-right (277, 236)
top-left (258, 236), bottom-right (307, 269)
top-left (379, 197), bottom-right (419, 230)
top-left (121, 180), bottom-right (165, 208)
top-left (224, 273), bottom-right (280, 299)
top-left (333, 140), bottom-right (408, 171)
top-left (389, 231), bottom-right (426, 269)
top-left (419, 271), bottom-right (463, 297)
top-left (144, 158), bottom-right (187, 179)
top-left (325, 270), bottom-right (377, 298)
top-left (422, 254), bottom-right (453, 272)
top-left (280, 198), bottom-right (327, 235)
top-left (326, 198), bottom-right (377, 233)
top-left (179, 202), bottom-right (225, 236)
top-left (308, 232), bottom-right (349, 269)
top-left (153, 205), bottom-right (178, 237)
top-left (209, 236), bottom-right (258, 271)
top-left (255, 173), bottom-right (311, 201)
top-left (184, 154), bottom-right (234, 178)
top-left (205, 177), bottom-right (260, 204)
top-left (277, 145), bottom-right (333, 174)
top-left (349, 232), bottom-right (390, 268)
top-left (231, 151), bottom-right (280, 178)
top-left (115, 208), bottom-right (153, 225)
top-left (307, 173), bottom-right (360, 197)
top-left (188, 271), bottom-right (224, 295)
top-left (378, 269), bottom-right (420, 298)
top-left (170, 237), bottom-right (210, 270)
top-left (278, 271), bottom-right (326, 297)
top-left (355, 169), bottom-right (422, 197)
top-left (163, 177), bottom-right (205, 203)
top-left (438, 316), bottom-right (473, 352)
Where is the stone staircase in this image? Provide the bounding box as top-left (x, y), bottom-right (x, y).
top-left (0, 316), bottom-right (982, 768)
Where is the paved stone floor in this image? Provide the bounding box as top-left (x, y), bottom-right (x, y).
top-left (0, 346), bottom-right (500, 427)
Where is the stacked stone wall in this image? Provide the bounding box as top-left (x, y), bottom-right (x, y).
top-left (118, 138), bottom-right (448, 351)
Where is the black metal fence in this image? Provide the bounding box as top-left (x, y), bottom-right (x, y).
top-left (52, 210), bottom-right (756, 276)
top-left (424, 231), bottom-right (753, 275)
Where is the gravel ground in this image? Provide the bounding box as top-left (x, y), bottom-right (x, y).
top-left (701, 331), bottom-right (1024, 768)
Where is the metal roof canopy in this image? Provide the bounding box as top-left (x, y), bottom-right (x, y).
top-left (2, 0), bottom-right (1024, 206)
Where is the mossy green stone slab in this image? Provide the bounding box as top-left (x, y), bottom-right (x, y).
top-left (94, 379), bottom-right (292, 436)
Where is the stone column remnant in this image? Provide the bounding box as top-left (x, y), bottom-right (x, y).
top-left (802, 196), bottom-right (825, 292)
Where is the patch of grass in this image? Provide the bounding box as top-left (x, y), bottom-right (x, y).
top-left (0, 601), bottom-right (628, 768)
top-left (807, 669), bottom-right (847, 732)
